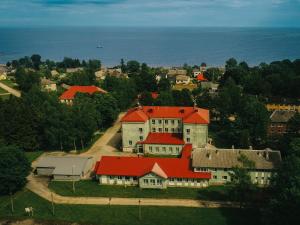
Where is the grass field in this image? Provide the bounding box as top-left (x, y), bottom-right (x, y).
top-left (0, 79), bottom-right (18, 88)
top-left (49, 180), bottom-right (231, 201)
top-left (0, 189), bottom-right (262, 225)
top-left (25, 151), bottom-right (44, 163)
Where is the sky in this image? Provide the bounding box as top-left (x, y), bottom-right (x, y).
top-left (0, 0), bottom-right (300, 27)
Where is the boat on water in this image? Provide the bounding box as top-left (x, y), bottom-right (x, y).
top-left (97, 45), bottom-right (103, 48)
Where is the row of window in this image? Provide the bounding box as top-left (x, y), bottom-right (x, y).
top-left (152, 127), bottom-right (181, 133)
top-left (148, 146), bottom-right (180, 154)
top-left (169, 178), bottom-right (205, 183)
top-left (152, 119), bottom-right (181, 125)
top-left (143, 178), bottom-right (163, 185)
top-left (109, 176), bottom-right (138, 181)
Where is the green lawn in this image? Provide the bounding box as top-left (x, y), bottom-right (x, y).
top-left (0, 79), bottom-right (18, 89)
top-left (0, 87), bottom-right (8, 94)
top-left (0, 189), bottom-right (262, 225)
top-left (49, 180), bottom-right (231, 201)
top-left (25, 151), bottom-right (44, 163)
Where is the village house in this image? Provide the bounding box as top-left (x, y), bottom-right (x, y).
top-left (51, 70), bottom-right (59, 77)
top-left (41, 78), bottom-right (57, 92)
top-left (175, 75), bottom-right (191, 85)
top-left (192, 148), bottom-right (281, 186)
top-left (66, 67), bottom-right (84, 73)
top-left (121, 106), bottom-right (209, 154)
top-left (35, 156), bottom-right (94, 181)
top-left (0, 64), bottom-right (8, 80)
top-left (268, 110), bottom-right (296, 136)
top-left (266, 103), bottom-right (300, 113)
top-left (95, 144), bottom-right (211, 189)
top-left (59, 85), bottom-right (107, 105)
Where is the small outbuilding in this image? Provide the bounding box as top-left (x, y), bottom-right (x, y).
top-left (35, 156), bottom-right (94, 181)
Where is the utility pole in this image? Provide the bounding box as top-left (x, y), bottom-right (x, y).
top-left (72, 165), bottom-right (76, 193)
top-left (138, 199), bottom-right (142, 221)
top-left (51, 192), bottom-right (55, 215)
top-left (10, 192), bottom-right (14, 214)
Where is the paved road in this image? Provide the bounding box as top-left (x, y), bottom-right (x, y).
top-left (26, 174), bottom-right (238, 208)
top-left (0, 82), bottom-right (21, 97)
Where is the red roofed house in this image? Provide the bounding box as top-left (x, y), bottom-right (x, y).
top-left (196, 73), bottom-right (208, 82)
top-left (95, 144), bottom-right (211, 189)
top-left (59, 85), bottom-right (107, 105)
top-left (121, 106), bottom-right (209, 155)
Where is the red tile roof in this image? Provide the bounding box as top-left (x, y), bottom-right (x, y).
top-left (95, 144), bottom-right (211, 179)
top-left (121, 106), bottom-right (209, 124)
top-left (138, 133), bottom-right (185, 145)
top-left (197, 74), bottom-right (207, 81)
top-left (59, 86), bottom-right (107, 100)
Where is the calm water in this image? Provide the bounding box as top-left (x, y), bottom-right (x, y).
top-left (0, 27), bottom-right (299, 66)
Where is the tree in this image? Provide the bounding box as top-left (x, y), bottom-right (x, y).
top-left (155, 91), bottom-right (174, 106)
top-left (120, 58), bottom-right (126, 73)
top-left (204, 68), bottom-right (222, 82)
top-left (126, 60), bottom-right (140, 75)
top-left (288, 138), bottom-right (300, 157)
top-left (228, 154), bottom-right (256, 208)
top-left (87, 59), bottom-right (101, 72)
top-left (139, 92), bottom-right (154, 106)
top-left (263, 156), bottom-right (300, 225)
top-left (158, 77), bottom-right (171, 91)
top-left (15, 68), bottom-right (41, 92)
top-left (288, 113), bottom-right (300, 135)
top-left (31, 54), bottom-right (42, 70)
top-left (0, 145), bottom-right (31, 195)
top-left (172, 89), bottom-right (193, 106)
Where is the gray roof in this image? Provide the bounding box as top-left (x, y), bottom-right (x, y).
top-left (176, 75), bottom-right (190, 81)
top-left (36, 156), bottom-right (93, 175)
top-left (192, 148), bottom-right (281, 170)
top-left (270, 110), bottom-right (296, 123)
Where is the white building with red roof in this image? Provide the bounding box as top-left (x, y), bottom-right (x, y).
top-left (94, 144), bottom-right (211, 189)
top-left (59, 85), bottom-right (107, 105)
top-left (121, 106), bottom-right (209, 155)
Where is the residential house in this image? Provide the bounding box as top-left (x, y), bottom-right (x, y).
top-left (196, 73), bottom-right (207, 82)
top-left (192, 148), bottom-right (281, 186)
top-left (121, 106), bottom-right (209, 154)
top-left (176, 75), bottom-right (191, 85)
top-left (167, 68), bottom-right (187, 83)
top-left (51, 70), bottom-right (59, 77)
top-left (95, 144), bottom-right (211, 189)
top-left (266, 103), bottom-right (300, 113)
top-left (268, 110), bottom-right (296, 136)
top-left (35, 156), bottom-right (94, 181)
top-left (0, 64), bottom-right (8, 80)
top-left (59, 85), bottom-right (107, 105)
top-left (95, 70), bottom-right (106, 80)
top-left (66, 67), bottom-right (84, 73)
top-left (41, 78), bottom-right (57, 92)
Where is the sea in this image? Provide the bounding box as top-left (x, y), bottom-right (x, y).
top-left (0, 27), bottom-right (300, 67)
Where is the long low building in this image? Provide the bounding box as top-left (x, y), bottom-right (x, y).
top-left (35, 156), bottom-right (94, 181)
top-left (95, 145), bottom-right (211, 189)
top-left (192, 148), bottom-right (282, 186)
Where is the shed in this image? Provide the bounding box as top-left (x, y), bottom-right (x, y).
top-left (35, 156), bottom-right (94, 181)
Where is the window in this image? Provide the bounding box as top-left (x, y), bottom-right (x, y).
top-left (129, 140), bottom-right (132, 145)
top-left (158, 120), bottom-right (162, 124)
top-left (133, 177), bottom-right (137, 181)
top-left (165, 128), bottom-right (168, 132)
top-left (109, 176), bottom-right (114, 179)
top-left (177, 178), bottom-right (182, 182)
top-left (186, 129), bottom-right (190, 134)
top-left (143, 179), bottom-right (149, 184)
top-left (139, 136), bottom-right (143, 141)
top-left (171, 128), bottom-right (175, 133)
top-left (213, 175), bottom-right (217, 179)
top-left (176, 147), bottom-right (180, 153)
top-left (125, 176), bottom-right (130, 181)
top-left (165, 120), bottom-right (168, 124)
top-left (152, 120), bottom-right (155, 124)
top-left (149, 146), bottom-right (153, 151)
top-left (162, 147), bottom-right (166, 152)
top-left (152, 128), bottom-right (156, 132)
top-left (186, 138), bottom-right (190, 143)
top-left (222, 176), bottom-right (227, 180)
top-left (139, 128), bottom-right (143, 132)
top-left (170, 178), bottom-right (175, 182)
top-left (171, 120), bottom-right (175, 125)
top-left (150, 179), bottom-right (156, 185)
top-left (169, 147), bottom-right (173, 152)
top-left (118, 176), bottom-right (122, 180)
top-left (157, 179), bottom-right (162, 185)
top-left (156, 147), bottom-right (159, 152)
top-left (178, 120), bottom-right (181, 124)
top-left (159, 128), bottom-right (162, 132)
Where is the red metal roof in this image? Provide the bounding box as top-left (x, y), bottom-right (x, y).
top-left (59, 86), bottom-right (107, 100)
top-left (95, 145), bottom-right (211, 179)
top-left (197, 74), bottom-right (207, 81)
top-left (138, 133), bottom-right (185, 145)
top-left (121, 106), bottom-right (209, 124)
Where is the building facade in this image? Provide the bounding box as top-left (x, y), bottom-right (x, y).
top-left (268, 110), bottom-right (296, 136)
top-left (192, 148), bottom-right (281, 186)
top-left (121, 106), bottom-right (210, 155)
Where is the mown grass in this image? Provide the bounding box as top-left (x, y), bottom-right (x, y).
top-left (0, 189), bottom-right (262, 225)
top-left (49, 180), bottom-right (231, 201)
top-left (0, 79), bottom-right (18, 88)
top-left (25, 151), bottom-right (44, 163)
